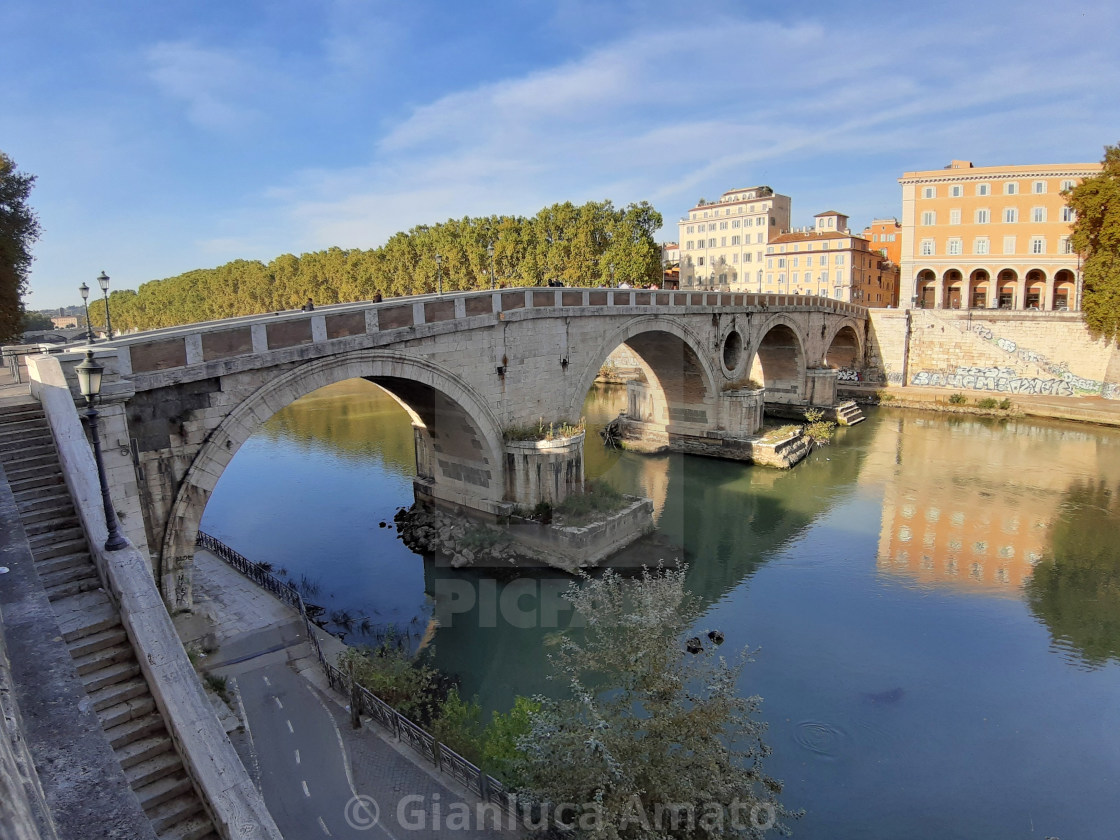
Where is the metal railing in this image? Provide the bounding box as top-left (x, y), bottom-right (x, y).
top-left (195, 530), bottom-right (515, 814)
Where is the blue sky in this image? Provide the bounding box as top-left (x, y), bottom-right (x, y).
top-left (4, 0), bottom-right (1119, 310)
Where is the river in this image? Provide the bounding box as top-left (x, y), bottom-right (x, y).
top-left (200, 379), bottom-right (1120, 839)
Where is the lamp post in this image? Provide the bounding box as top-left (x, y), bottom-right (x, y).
top-left (487, 243), bottom-right (495, 290)
top-left (74, 351), bottom-right (128, 551)
top-left (78, 282), bottom-right (95, 343)
top-left (97, 271), bottom-right (113, 338)
top-left (435, 254), bottom-right (443, 295)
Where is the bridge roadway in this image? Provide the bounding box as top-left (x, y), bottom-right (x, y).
top-left (27, 287), bottom-right (867, 609)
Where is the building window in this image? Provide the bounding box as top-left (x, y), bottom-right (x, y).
top-left (835, 270), bottom-right (844, 283)
top-left (951, 185), bottom-right (963, 197)
top-left (921, 211), bottom-right (936, 226)
top-left (920, 239), bottom-right (934, 256)
top-left (732, 254), bottom-right (738, 263)
top-left (744, 253), bottom-right (752, 262)
top-left (835, 253), bottom-right (845, 265)
top-left (1061, 179), bottom-right (1075, 192)
top-left (1061, 236), bottom-right (1073, 254)
top-left (1005, 182), bottom-right (1018, 195)
top-left (708, 238), bottom-right (716, 247)
top-left (948, 238), bottom-right (962, 255)
top-left (731, 235), bottom-right (740, 245)
top-left (950, 208), bottom-right (961, 225)
top-left (686, 240), bottom-right (693, 249)
top-left (977, 183), bottom-right (990, 196)
top-left (698, 257), bottom-right (704, 266)
top-left (975, 208), bottom-right (990, 224)
top-left (732, 220), bottom-right (740, 228)
top-left (756, 233), bottom-right (764, 243)
top-left (1062, 206), bottom-right (1075, 222)
top-left (819, 255), bottom-right (827, 266)
top-left (1003, 236), bottom-right (1016, 254)
top-left (1003, 208), bottom-right (1018, 223)
top-left (778, 258), bottom-right (786, 268)
top-left (974, 237), bottom-right (990, 255)
top-left (923, 187), bottom-right (935, 199)
top-left (1032, 207), bottom-right (1047, 223)
top-left (709, 223), bottom-right (716, 231)
top-left (1033, 181), bottom-right (1046, 194)
top-left (1031, 237), bottom-right (1045, 254)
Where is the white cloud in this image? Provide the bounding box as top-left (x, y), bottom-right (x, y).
top-left (146, 40), bottom-right (267, 132)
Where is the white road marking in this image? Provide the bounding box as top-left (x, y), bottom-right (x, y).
top-left (302, 780), bottom-right (311, 797)
top-left (294, 749), bottom-right (300, 765)
top-left (263, 676), bottom-right (271, 686)
top-left (286, 719), bottom-right (294, 734)
top-left (274, 696), bottom-right (283, 710)
top-left (318, 816), bottom-right (332, 836)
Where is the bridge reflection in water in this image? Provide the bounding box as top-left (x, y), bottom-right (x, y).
top-left (200, 383), bottom-right (1120, 840)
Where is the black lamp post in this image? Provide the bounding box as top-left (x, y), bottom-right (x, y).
top-left (435, 254), bottom-right (443, 295)
top-left (74, 350), bottom-right (128, 551)
top-left (97, 271), bottom-right (113, 338)
top-left (487, 243), bottom-right (495, 290)
top-left (78, 282), bottom-right (95, 343)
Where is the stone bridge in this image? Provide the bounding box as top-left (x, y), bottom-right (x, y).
top-left (38, 288), bottom-right (867, 608)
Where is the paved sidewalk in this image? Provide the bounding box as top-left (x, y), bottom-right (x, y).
top-left (184, 548), bottom-right (517, 839)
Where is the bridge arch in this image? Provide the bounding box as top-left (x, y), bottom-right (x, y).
top-left (159, 349), bottom-right (504, 602)
top-left (567, 315), bottom-right (720, 422)
top-left (823, 321), bottom-right (864, 370)
top-left (749, 315), bottom-right (808, 400)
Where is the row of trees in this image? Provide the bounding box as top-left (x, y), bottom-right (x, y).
top-left (87, 200), bottom-right (663, 332)
top-left (0, 152), bottom-right (41, 342)
top-left (1068, 142), bottom-right (1120, 342)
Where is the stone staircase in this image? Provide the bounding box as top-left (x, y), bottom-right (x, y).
top-left (0, 400), bottom-right (220, 840)
top-left (834, 400), bottom-right (865, 426)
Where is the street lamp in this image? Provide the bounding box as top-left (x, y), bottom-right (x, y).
top-left (97, 271), bottom-right (113, 338)
top-left (487, 243), bottom-right (495, 290)
top-left (74, 350), bottom-right (128, 552)
top-left (435, 253), bottom-right (443, 295)
top-left (78, 282), bottom-right (95, 343)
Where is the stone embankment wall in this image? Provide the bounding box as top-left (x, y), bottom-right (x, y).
top-left (867, 310), bottom-right (1120, 399)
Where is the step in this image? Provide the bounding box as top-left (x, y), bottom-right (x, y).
top-left (24, 514), bottom-right (80, 537)
top-left (4, 456), bottom-right (60, 477)
top-left (0, 432), bottom-right (53, 451)
top-left (135, 772), bottom-right (193, 812)
top-left (34, 551), bottom-right (90, 577)
top-left (56, 590), bottom-right (118, 641)
top-left (73, 641), bottom-right (135, 677)
top-left (32, 528), bottom-right (88, 553)
top-left (69, 624), bottom-right (127, 659)
top-left (124, 750), bottom-right (183, 789)
top-left (90, 677), bottom-right (150, 713)
top-left (81, 659), bottom-right (141, 693)
top-left (0, 404), bottom-right (44, 420)
top-left (146, 793), bottom-right (203, 834)
top-left (13, 484), bottom-right (71, 505)
top-left (4, 442), bottom-right (58, 461)
top-left (9, 473), bottom-right (65, 493)
top-left (98, 693), bottom-right (156, 730)
top-left (19, 502), bottom-right (75, 527)
top-left (0, 419), bottom-right (49, 437)
top-left (116, 734), bottom-right (173, 770)
top-left (106, 712), bottom-right (166, 750)
top-left (46, 575), bottom-right (105, 602)
top-left (31, 537), bottom-right (89, 562)
top-left (157, 811), bottom-right (215, 840)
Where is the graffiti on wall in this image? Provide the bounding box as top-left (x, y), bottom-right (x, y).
top-left (947, 322), bottom-right (1120, 399)
top-left (836, 368), bottom-right (861, 382)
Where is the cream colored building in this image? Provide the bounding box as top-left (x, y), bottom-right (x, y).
top-left (677, 186), bottom-right (791, 289)
top-left (765, 212), bottom-right (900, 306)
top-left (899, 160), bottom-right (1100, 310)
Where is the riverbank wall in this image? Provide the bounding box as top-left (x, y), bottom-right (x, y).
top-left (865, 309), bottom-right (1120, 399)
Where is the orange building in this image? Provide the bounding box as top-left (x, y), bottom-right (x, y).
top-left (898, 159), bottom-right (1100, 310)
top-left (765, 212), bottom-right (899, 307)
top-left (862, 218), bottom-right (902, 265)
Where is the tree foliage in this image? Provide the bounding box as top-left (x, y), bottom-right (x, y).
top-left (92, 200), bottom-right (664, 333)
top-left (513, 566), bottom-right (792, 839)
top-left (20, 310), bottom-right (54, 331)
top-left (0, 152), bottom-right (41, 342)
top-left (1067, 142), bottom-right (1120, 342)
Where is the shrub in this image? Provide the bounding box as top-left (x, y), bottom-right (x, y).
top-left (877, 390), bottom-right (895, 402)
top-left (948, 393), bottom-right (967, 405)
top-left (977, 397), bottom-right (999, 409)
top-left (999, 398), bottom-right (1012, 410)
top-left (429, 687), bottom-right (485, 762)
top-left (504, 418), bottom-right (585, 442)
top-left (803, 408), bottom-right (837, 445)
top-left (555, 481), bottom-right (626, 525)
top-left (338, 641), bottom-right (439, 722)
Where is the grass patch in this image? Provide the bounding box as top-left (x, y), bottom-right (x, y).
top-left (461, 525), bottom-right (502, 551)
top-left (948, 393), bottom-right (967, 405)
top-left (555, 481), bottom-right (627, 525)
top-left (758, 424), bottom-right (799, 442)
top-left (203, 672), bottom-right (229, 702)
top-left (976, 397), bottom-right (999, 409)
top-left (504, 417), bottom-right (585, 442)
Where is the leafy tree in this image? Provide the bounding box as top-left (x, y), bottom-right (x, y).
top-left (513, 566), bottom-right (792, 839)
top-left (20, 310), bottom-right (54, 331)
top-left (1067, 142), bottom-right (1120, 342)
top-left (0, 152), bottom-right (41, 342)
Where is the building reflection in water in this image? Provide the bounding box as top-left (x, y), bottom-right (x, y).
top-left (864, 412), bottom-right (1120, 596)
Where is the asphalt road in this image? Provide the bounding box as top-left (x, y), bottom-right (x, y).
top-left (236, 664), bottom-right (396, 839)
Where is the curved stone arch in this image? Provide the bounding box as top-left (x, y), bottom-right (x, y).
top-left (822, 317), bottom-right (866, 369)
top-left (159, 349), bottom-right (505, 602)
top-left (566, 314), bottom-right (721, 421)
top-left (746, 313), bottom-right (809, 400)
